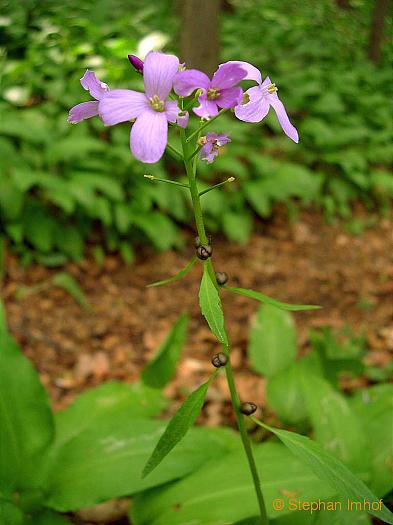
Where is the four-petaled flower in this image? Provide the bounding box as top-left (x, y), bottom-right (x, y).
top-left (232, 61), bottom-right (299, 143)
top-left (68, 70), bottom-right (109, 124)
top-left (173, 62), bottom-right (247, 119)
top-left (199, 132), bottom-right (231, 164)
top-left (98, 51), bottom-right (182, 163)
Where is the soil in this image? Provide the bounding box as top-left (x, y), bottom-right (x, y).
top-left (2, 208), bottom-right (392, 524)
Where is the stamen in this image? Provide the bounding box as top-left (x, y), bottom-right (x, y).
top-left (149, 95), bottom-right (165, 112)
top-left (207, 87), bottom-right (221, 100)
top-left (267, 83), bottom-right (278, 94)
top-left (242, 93), bottom-right (250, 105)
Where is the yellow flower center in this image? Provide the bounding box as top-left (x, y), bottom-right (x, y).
top-left (207, 87), bottom-right (221, 100)
top-left (267, 83), bottom-right (278, 94)
top-left (149, 95), bottom-right (165, 112)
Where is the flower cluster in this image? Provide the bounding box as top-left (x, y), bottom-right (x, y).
top-left (69, 51), bottom-right (298, 163)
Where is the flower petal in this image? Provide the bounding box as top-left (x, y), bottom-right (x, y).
top-left (225, 61), bottom-right (262, 84)
top-left (269, 95), bottom-right (299, 143)
top-left (143, 51), bottom-right (179, 100)
top-left (217, 87), bottom-right (243, 108)
top-left (130, 110), bottom-right (168, 163)
top-left (211, 62), bottom-right (247, 90)
top-left (68, 101), bottom-right (99, 123)
top-left (165, 100), bottom-right (181, 123)
top-left (173, 69), bottom-right (210, 97)
top-left (80, 70), bottom-right (109, 100)
top-left (193, 95), bottom-right (219, 119)
top-left (234, 86), bottom-right (269, 122)
top-left (98, 90), bottom-right (148, 126)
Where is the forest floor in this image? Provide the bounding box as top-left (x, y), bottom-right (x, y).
top-left (3, 208), bottom-right (392, 428)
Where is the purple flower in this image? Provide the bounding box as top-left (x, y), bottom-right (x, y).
top-left (173, 62), bottom-right (247, 119)
top-left (199, 132), bottom-right (231, 164)
top-left (231, 61), bottom-right (299, 143)
top-left (176, 110), bottom-right (189, 128)
top-left (128, 54), bottom-right (144, 74)
top-left (98, 51), bottom-right (181, 164)
top-left (68, 70), bottom-right (109, 123)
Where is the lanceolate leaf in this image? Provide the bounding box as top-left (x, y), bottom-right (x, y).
top-left (142, 372), bottom-right (217, 478)
top-left (199, 264), bottom-right (229, 345)
top-left (225, 287), bottom-right (321, 311)
top-left (142, 313), bottom-right (189, 389)
top-left (146, 257), bottom-right (197, 287)
top-left (253, 421), bottom-right (393, 525)
top-left (248, 304), bottom-right (296, 377)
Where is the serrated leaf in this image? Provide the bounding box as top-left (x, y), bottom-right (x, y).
top-left (142, 373), bottom-right (217, 478)
top-left (248, 304), bottom-right (297, 377)
top-left (225, 286), bottom-right (321, 311)
top-left (146, 257), bottom-right (197, 288)
top-left (142, 314), bottom-right (189, 389)
top-left (199, 264), bottom-right (228, 345)
top-left (253, 421), bottom-right (393, 525)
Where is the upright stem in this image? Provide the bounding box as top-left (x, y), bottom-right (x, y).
top-left (180, 129), bottom-right (269, 525)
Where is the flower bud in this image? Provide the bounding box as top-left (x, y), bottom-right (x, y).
top-left (215, 272), bottom-right (228, 286)
top-left (128, 54), bottom-right (144, 74)
top-left (197, 244), bottom-right (212, 260)
top-left (211, 352), bottom-right (228, 368)
top-left (239, 402), bottom-right (257, 415)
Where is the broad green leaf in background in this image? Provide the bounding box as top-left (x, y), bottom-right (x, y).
top-left (253, 421), bottom-right (393, 525)
top-left (225, 287), bottom-right (321, 311)
top-left (313, 507), bottom-right (371, 525)
top-left (44, 418), bottom-right (236, 512)
top-left (0, 500), bottom-right (24, 525)
top-left (199, 264), bottom-right (229, 345)
top-left (53, 381), bottom-right (167, 449)
top-left (131, 442), bottom-right (336, 525)
top-left (266, 353), bottom-right (322, 425)
top-left (146, 257), bottom-right (197, 288)
top-left (0, 336), bottom-right (54, 492)
top-left (350, 384), bottom-right (393, 496)
top-left (222, 210), bottom-right (253, 245)
top-left (142, 373), bottom-right (217, 478)
top-left (248, 304), bottom-right (297, 377)
top-left (301, 374), bottom-right (369, 475)
top-left (141, 313), bottom-right (189, 389)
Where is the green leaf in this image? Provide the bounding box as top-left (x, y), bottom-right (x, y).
top-left (248, 304), bottom-right (297, 377)
top-left (44, 418), bottom-right (235, 511)
top-left (222, 211), bottom-right (253, 245)
top-left (146, 257), bottom-right (197, 288)
top-left (27, 510), bottom-right (70, 524)
top-left (225, 287), bottom-right (321, 311)
top-left (142, 373), bottom-right (217, 478)
top-left (301, 374), bottom-right (369, 475)
top-left (53, 381), bottom-right (167, 449)
top-left (0, 336), bottom-right (54, 492)
top-left (51, 272), bottom-right (91, 310)
top-left (0, 500), bottom-right (24, 525)
top-left (131, 441), bottom-right (336, 525)
top-left (199, 264), bottom-right (229, 345)
top-left (266, 353), bottom-right (322, 425)
top-left (141, 314), bottom-right (189, 389)
top-left (350, 384), bottom-right (393, 496)
top-left (253, 422), bottom-right (393, 525)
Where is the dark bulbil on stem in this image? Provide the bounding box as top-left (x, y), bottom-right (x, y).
top-left (240, 402), bottom-right (257, 415)
top-left (196, 244), bottom-right (212, 260)
top-left (211, 352), bottom-right (228, 368)
top-left (215, 271), bottom-right (228, 286)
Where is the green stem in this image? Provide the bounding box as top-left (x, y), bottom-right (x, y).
top-left (180, 129), bottom-right (269, 525)
top-left (199, 177), bottom-right (235, 197)
top-left (144, 175), bottom-right (189, 190)
top-left (186, 109), bottom-right (228, 143)
top-left (166, 142), bottom-right (183, 161)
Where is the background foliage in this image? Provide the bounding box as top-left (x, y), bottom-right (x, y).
top-left (0, 0), bottom-right (392, 264)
